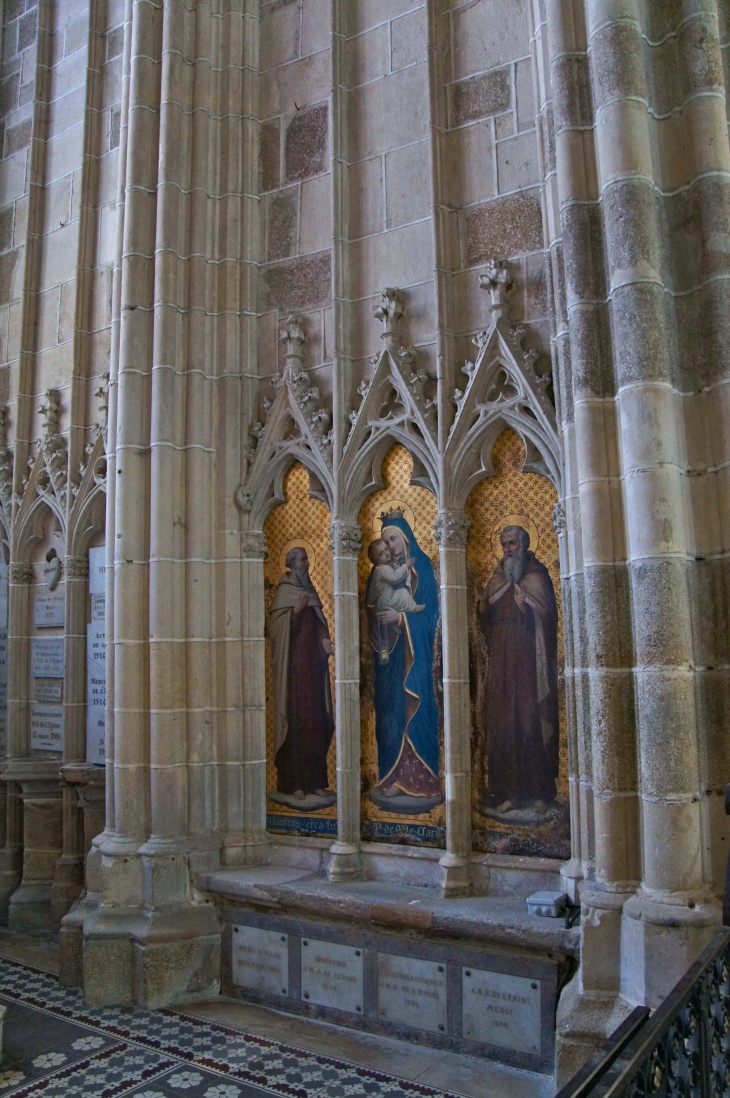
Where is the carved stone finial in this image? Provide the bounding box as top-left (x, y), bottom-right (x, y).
top-left (279, 314), bottom-right (306, 369)
top-left (37, 389), bottom-right (68, 505)
top-left (374, 288), bottom-right (404, 350)
top-left (479, 259), bottom-right (513, 320)
top-left (94, 374), bottom-right (109, 450)
top-left (433, 511), bottom-right (471, 549)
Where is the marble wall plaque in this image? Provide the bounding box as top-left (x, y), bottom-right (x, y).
top-left (92, 594), bottom-right (105, 622)
top-left (30, 704), bottom-right (63, 751)
top-left (32, 638), bottom-right (65, 678)
top-left (378, 953), bottom-right (447, 1034)
top-left (0, 628), bottom-right (7, 752)
top-left (301, 938), bottom-right (363, 1014)
top-left (88, 546), bottom-right (106, 595)
top-left (86, 622), bottom-right (106, 764)
top-left (36, 678), bottom-right (63, 703)
top-left (34, 590), bottom-right (65, 628)
top-left (462, 969), bottom-right (541, 1054)
top-left (231, 926), bottom-right (289, 996)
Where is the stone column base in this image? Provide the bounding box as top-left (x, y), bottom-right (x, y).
top-left (620, 893), bottom-right (721, 1008)
top-left (580, 886), bottom-right (634, 994)
top-left (438, 854), bottom-right (472, 897)
top-left (82, 901), bottom-right (221, 1009)
top-left (555, 974), bottom-right (635, 1087)
top-left (50, 856), bottom-right (85, 925)
top-left (327, 842), bottom-right (363, 881)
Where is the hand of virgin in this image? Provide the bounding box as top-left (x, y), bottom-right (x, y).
top-left (294, 592), bottom-right (309, 614)
top-left (322, 637), bottom-right (333, 657)
top-left (514, 583), bottom-right (526, 607)
top-left (378, 608), bottom-right (401, 625)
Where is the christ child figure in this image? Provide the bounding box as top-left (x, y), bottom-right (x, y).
top-left (367, 538), bottom-right (425, 615)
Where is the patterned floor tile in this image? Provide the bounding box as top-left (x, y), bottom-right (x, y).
top-left (0, 958), bottom-right (462, 1098)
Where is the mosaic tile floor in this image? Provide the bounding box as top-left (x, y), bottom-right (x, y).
top-left (0, 956), bottom-right (463, 1098)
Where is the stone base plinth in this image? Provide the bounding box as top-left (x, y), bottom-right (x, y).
top-left (81, 901), bottom-right (221, 1009)
top-left (204, 865), bottom-right (579, 1076)
top-left (620, 894), bottom-right (721, 1008)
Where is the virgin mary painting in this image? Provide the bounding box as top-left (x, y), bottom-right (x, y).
top-left (365, 509), bottom-right (442, 814)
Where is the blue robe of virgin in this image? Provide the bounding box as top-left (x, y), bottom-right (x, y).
top-left (366, 515), bottom-right (440, 784)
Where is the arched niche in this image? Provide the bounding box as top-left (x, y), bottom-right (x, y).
top-left (356, 443), bottom-right (445, 848)
top-left (261, 461), bottom-right (336, 836)
top-left (465, 428), bottom-right (569, 859)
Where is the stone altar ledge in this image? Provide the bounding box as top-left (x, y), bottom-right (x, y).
top-left (202, 867), bottom-right (580, 958)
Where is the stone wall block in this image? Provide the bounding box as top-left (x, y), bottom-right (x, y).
top-left (623, 464), bottom-right (687, 560)
top-left (551, 53), bottom-right (592, 130)
top-left (561, 202), bottom-right (606, 306)
top-left (284, 103), bottom-right (328, 182)
top-left (612, 282), bottom-right (677, 387)
top-left (578, 476), bottom-right (624, 566)
top-left (589, 669), bottom-right (638, 791)
top-left (448, 67), bottom-right (511, 127)
top-left (677, 12), bottom-right (724, 94)
top-left (590, 793), bottom-right (640, 885)
top-left (267, 187), bottom-right (297, 260)
top-left (640, 796), bottom-right (703, 894)
top-left (260, 250), bottom-right (331, 310)
top-left (574, 397), bottom-right (620, 480)
top-left (452, 0), bottom-right (530, 80)
top-left (589, 20), bottom-right (646, 110)
top-left (463, 190), bottom-right (543, 267)
top-left (636, 670), bottom-right (699, 795)
top-left (568, 301), bottom-right (613, 398)
top-left (583, 563), bottom-right (633, 667)
top-left (260, 0), bottom-right (300, 72)
top-left (618, 381), bottom-right (681, 472)
top-left (259, 117), bottom-right (280, 192)
top-left (630, 558), bottom-right (693, 666)
top-left (349, 65), bottom-right (428, 160)
top-left (603, 178), bottom-right (664, 284)
top-left (596, 99), bottom-right (653, 185)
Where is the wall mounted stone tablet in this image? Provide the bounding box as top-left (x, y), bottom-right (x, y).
top-left (92, 594), bottom-right (105, 623)
top-left (300, 938), bottom-right (363, 1015)
top-left (30, 704), bottom-right (63, 751)
top-left (462, 969), bottom-right (541, 1055)
top-left (232, 926), bottom-right (289, 997)
top-left (86, 622), bottom-right (106, 765)
top-left (34, 590), bottom-right (65, 628)
top-left (31, 637), bottom-right (64, 678)
top-left (0, 562), bottom-right (7, 630)
top-left (35, 677), bottom-right (63, 703)
top-left (377, 953), bottom-right (447, 1035)
top-left (88, 546), bottom-right (106, 596)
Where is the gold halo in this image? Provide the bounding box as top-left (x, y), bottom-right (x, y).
top-left (372, 499), bottom-right (417, 539)
top-left (490, 515), bottom-right (539, 560)
top-left (279, 538), bottom-right (317, 575)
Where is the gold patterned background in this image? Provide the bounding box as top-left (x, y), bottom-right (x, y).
top-left (263, 463), bottom-right (337, 819)
top-left (465, 429), bottom-right (568, 854)
top-left (357, 444), bottom-right (445, 842)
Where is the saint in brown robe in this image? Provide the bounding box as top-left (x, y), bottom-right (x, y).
top-left (481, 551), bottom-right (559, 806)
top-left (269, 571), bottom-right (334, 795)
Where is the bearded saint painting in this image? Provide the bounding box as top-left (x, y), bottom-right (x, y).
top-left (268, 545), bottom-right (336, 811)
top-left (365, 509), bottom-right (442, 815)
top-left (477, 524), bottom-right (559, 819)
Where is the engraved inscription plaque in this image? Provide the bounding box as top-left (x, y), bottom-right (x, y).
top-left (30, 704), bottom-right (64, 751)
top-left (31, 638), bottom-right (65, 678)
top-left (378, 953), bottom-right (447, 1034)
top-left (34, 590), bottom-right (65, 628)
top-left (301, 938), bottom-right (363, 1014)
top-left (231, 926), bottom-right (289, 997)
top-left (462, 969), bottom-right (541, 1054)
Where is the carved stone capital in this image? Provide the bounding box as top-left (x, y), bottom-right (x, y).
top-left (9, 561), bottom-right (33, 584)
top-left (242, 531), bottom-right (267, 560)
top-left (479, 258), bottom-right (513, 320)
top-left (328, 521), bottom-right (362, 557)
top-left (280, 313), bottom-right (306, 368)
top-left (433, 511), bottom-right (471, 549)
top-left (552, 501), bottom-right (566, 535)
top-left (65, 555), bottom-right (88, 580)
top-left (374, 287), bottom-right (404, 351)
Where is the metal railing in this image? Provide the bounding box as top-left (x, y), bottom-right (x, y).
top-left (557, 927), bottom-right (730, 1098)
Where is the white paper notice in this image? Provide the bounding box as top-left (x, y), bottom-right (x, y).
top-left (31, 637), bottom-right (65, 678)
top-left (86, 620), bottom-right (106, 764)
top-left (88, 546), bottom-right (106, 595)
top-left (31, 704), bottom-right (63, 751)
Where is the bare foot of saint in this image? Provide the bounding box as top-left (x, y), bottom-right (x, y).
top-left (292, 789), bottom-right (306, 800)
top-left (314, 789), bottom-right (329, 797)
top-left (495, 799), bottom-right (516, 813)
top-left (532, 799), bottom-right (548, 815)
top-left (382, 785), bottom-right (401, 798)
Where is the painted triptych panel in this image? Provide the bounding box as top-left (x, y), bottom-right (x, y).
top-left (358, 445), bottom-right (445, 848)
top-left (466, 430), bottom-right (569, 858)
top-left (264, 463), bottom-right (337, 838)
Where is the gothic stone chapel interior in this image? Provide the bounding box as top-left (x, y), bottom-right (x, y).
top-left (0, 0), bottom-right (728, 1084)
